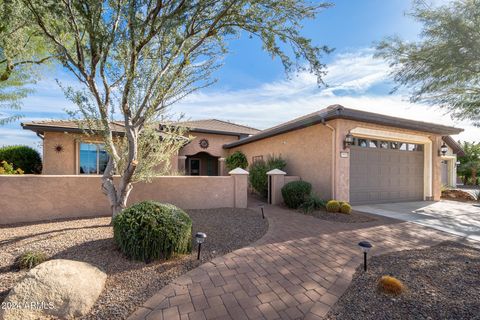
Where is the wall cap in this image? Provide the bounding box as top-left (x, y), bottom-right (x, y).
top-left (267, 169), bottom-right (286, 175)
top-left (228, 168), bottom-right (249, 175)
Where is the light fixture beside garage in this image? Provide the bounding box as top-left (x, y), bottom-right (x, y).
top-left (440, 142), bottom-right (448, 156)
top-left (344, 133), bottom-right (354, 149)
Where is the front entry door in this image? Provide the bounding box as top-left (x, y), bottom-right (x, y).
top-left (190, 159), bottom-right (200, 176)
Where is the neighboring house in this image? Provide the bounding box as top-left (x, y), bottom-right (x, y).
top-left (22, 105), bottom-right (464, 204)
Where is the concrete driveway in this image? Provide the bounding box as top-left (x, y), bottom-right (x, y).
top-left (354, 200), bottom-right (480, 242)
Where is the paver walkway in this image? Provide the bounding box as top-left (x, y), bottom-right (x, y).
top-left (128, 200), bottom-right (459, 320)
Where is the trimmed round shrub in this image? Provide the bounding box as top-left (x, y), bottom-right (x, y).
top-left (340, 203), bottom-right (352, 214)
top-left (0, 145), bottom-right (42, 173)
top-left (299, 194), bottom-right (326, 214)
top-left (282, 180), bottom-right (312, 209)
top-left (326, 200), bottom-right (340, 213)
top-left (378, 276), bottom-right (405, 295)
top-left (249, 156), bottom-right (287, 197)
top-left (113, 201), bottom-right (192, 262)
top-left (225, 151), bottom-right (248, 171)
top-left (16, 251), bottom-right (47, 269)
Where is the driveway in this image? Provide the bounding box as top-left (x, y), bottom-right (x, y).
top-left (354, 200), bottom-right (480, 243)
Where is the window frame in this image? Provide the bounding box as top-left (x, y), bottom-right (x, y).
top-left (78, 142), bottom-right (109, 175)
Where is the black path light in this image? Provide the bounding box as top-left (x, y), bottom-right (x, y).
top-left (358, 241), bottom-right (373, 271)
top-left (258, 204), bottom-right (265, 219)
top-left (195, 232), bottom-right (207, 260)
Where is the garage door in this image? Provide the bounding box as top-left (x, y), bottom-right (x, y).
top-left (350, 138), bottom-right (424, 204)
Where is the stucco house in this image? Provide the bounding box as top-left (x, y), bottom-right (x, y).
top-left (22, 105), bottom-right (463, 205)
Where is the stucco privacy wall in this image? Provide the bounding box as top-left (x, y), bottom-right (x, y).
top-left (0, 175), bottom-right (246, 225)
top-left (230, 124), bottom-right (333, 200)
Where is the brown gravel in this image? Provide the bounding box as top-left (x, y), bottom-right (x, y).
top-left (326, 241), bottom-right (480, 320)
top-left (305, 209), bottom-right (376, 223)
top-left (0, 207), bottom-right (268, 320)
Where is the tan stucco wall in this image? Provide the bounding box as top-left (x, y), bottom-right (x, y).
top-left (42, 132), bottom-right (78, 175)
top-left (180, 132), bottom-right (239, 158)
top-left (0, 174), bottom-right (248, 225)
top-left (230, 124), bottom-right (333, 200)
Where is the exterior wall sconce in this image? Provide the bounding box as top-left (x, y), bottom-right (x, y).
top-left (440, 142), bottom-right (448, 156)
top-left (344, 133), bottom-right (354, 149)
top-left (358, 241), bottom-right (373, 271)
top-left (195, 232), bottom-right (207, 260)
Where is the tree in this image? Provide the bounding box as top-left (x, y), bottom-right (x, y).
top-left (457, 141), bottom-right (480, 185)
top-left (0, 0), bottom-right (52, 124)
top-left (376, 0), bottom-right (480, 126)
top-left (23, 0), bottom-right (331, 218)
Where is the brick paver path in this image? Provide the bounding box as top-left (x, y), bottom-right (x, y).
top-left (128, 200), bottom-right (458, 320)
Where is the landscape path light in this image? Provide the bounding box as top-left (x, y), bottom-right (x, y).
top-left (358, 241), bottom-right (373, 271)
top-left (258, 204), bottom-right (265, 219)
top-left (195, 232), bottom-right (207, 260)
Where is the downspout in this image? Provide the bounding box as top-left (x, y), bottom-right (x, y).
top-left (322, 119), bottom-right (336, 199)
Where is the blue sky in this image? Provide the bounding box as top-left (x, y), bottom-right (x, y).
top-left (2, 0), bottom-right (477, 150)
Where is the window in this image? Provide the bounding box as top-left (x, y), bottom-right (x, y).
top-left (358, 139), bottom-right (368, 147)
top-left (368, 140), bottom-right (378, 148)
top-left (380, 141), bottom-right (389, 149)
top-left (252, 155), bottom-right (263, 163)
top-left (79, 143), bottom-right (108, 174)
top-left (399, 142), bottom-right (407, 151)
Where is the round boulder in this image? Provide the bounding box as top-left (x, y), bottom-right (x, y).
top-left (0, 259), bottom-right (107, 320)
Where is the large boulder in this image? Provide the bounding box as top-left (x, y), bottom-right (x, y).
top-left (0, 259), bottom-right (107, 320)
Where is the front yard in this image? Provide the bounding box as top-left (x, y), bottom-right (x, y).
top-left (326, 241), bottom-right (480, 320)
top-left (0, 208), bottom-right (268, 320)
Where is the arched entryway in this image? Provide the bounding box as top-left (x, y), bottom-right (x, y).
top-left (185, 152), bottom-right (219, 176)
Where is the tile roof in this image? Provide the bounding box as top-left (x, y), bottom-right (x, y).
top-left (21, 120), bottom-right (125, 134)
top-left (166, 119), bottom-right (260, 136)
top-left (224, 105), bottom-right (464, 148)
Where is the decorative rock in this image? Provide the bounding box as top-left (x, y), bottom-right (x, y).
top-left (0, 259), bottom-right (107, 320)
top-left (441, 189), bottom-right (476, 201)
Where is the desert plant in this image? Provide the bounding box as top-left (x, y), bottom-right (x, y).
top-left (282, 180), bottom-right (312, 209)
top-left (378, 276), bottom-right (405, 295)
top-left (340, 203), bottom-right (352, 214)
top-left (0, 145), bottom-right (42, 173)
top-left (0, 161), bottom-right (24, 174)
top-left (299, 194), bottom-right (326, 214)
top-left (249, 156), bottom-right (287, 197)
top-left (16, 251), bottom-right (47, 269)
top-left (113, 201), bottom-right (192, 262)
top-left (326, 200), bottom-right (340, 213)
top-left (225, 151), bottom-right (248, 171)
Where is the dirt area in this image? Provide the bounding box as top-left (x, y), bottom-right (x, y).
top-left (305, 209), bottom-right (377, 223)
top-left (326, 241), bottom-right (480, 320)
top-left (0, 208), bottom-right (268, 320)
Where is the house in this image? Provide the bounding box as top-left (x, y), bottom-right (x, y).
top-left (22, 105), bottom-right (463, 204)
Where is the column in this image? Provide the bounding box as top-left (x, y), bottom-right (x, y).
top-left (218, 157), bottom-right (226, 176)
top-left (229, 167), bottom-right (249, 208)
top-left (267, 169), bottom-right (286, 205)
top-left (178, 156), bottom-right (187, 175)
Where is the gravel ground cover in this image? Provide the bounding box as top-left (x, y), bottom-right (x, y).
top-left (326, 241), bottom-right (480, 320)
top-left (0, 207), bottom-right (268, 320)
top-left (305, 209), bottom-right (376, 223)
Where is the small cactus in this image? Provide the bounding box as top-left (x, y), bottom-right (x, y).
top-left (326, 200), bottom-right (340, 212)
top-left (16, 251), bottom-right (47, 269)
top-left (378, 276), bottom-right (405, 295)
top-left (340, 203), bottom-right (352, 214)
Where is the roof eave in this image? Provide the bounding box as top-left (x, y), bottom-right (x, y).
top-left (21, 123), bottom-right (125, 136)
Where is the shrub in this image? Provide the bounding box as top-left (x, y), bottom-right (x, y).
top-left (299, 194), bottom-right (326, 213)
top-left (113, 201), bottom-right (192, 262)
top-left (16, 251), bottom-right (47, 269)
top-left (378, 276), bottom-right (405, 295)
top-left (282, 180), bottom-right (312, 209)
top-left (326, 200), bottom-right (340, 212)
top-left (0, 161), bottom-right (24, 174)
top-left (249, 156), bottom-right (287, 197)
top-left (340, 203), bottom-right (352, 214)
top-left (225, 151), bottom-right (248, 171)
top-left (0, 145), bottom-right (42, 173)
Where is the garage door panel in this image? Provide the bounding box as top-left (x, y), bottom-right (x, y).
top-left (350, 144), bottom-right (424, 205)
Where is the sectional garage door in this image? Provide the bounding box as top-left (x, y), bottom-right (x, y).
top-left (350, 139), bottom-right (424, 205)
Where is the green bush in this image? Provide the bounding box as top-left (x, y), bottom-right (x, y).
top-left (340, 203), bottom-right (352, 214)
top-left (225, 151), bottom-right (248, 171)
top-left (249, 156), bottom-right (287, 197)
top-left (326, 200), bottom-right (340, 212)
top-left (299, 194), bottom-right (326, 213)
top-left (0, 145), bottom-right (42, 173)
top-left (16, 251), bottom-right (47, 269)
top-left (113, 201), bottom-right (192, 262)
top-left (282, 180), bottom-right (312, 209)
